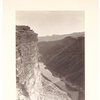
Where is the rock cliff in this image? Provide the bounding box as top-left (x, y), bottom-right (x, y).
top-left (16, 25), bottom-right (71, 100)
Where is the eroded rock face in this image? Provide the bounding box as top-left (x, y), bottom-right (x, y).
top-left (16, 25), bottom-right (71, 100)
top-left (16, 25), bottom-right (39, 100)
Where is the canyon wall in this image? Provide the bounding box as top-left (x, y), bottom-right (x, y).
top-left (38, 33), bottom-right (85, 100)
top-left (16, 25), bottom-right (71, 100)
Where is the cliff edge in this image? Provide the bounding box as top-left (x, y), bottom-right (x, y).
top-left (16, 25), bottom-right (71, 100)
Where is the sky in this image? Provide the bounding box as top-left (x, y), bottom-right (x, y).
top-left (16, 11), bottom-right (84, 36)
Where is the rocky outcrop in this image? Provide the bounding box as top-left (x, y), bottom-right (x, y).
top-left (16, 25), bottom-right (71, 100)
top-left (16, 25), bottom-right (38, 100)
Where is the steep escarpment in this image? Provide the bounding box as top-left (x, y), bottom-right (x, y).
top-left (38, 32), bottom-right (85, 100)
top-left (16, 25), bottom-right (39, 100)
top-left (16, 25), bottom-right (71, 100)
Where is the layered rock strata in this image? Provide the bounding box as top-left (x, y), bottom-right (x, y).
top-left (16, 25), bottom-right (71, 100)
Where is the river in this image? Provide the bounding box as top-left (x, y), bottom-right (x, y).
top-left (39, 62), bottom-right (79, 100)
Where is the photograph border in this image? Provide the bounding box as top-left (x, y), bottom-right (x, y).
top-left (2, 0), bottom-right (99, 100)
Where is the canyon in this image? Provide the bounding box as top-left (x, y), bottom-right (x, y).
top-left (16, 25), bottom-right (72, 100)
top-left (38, 32), bottom-right (85, 100)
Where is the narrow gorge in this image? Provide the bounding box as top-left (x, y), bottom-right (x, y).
top-left (16, 26), bottom-right (72, 100)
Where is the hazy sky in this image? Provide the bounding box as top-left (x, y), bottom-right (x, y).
top-left (16, 11), bottom-right (84, 36)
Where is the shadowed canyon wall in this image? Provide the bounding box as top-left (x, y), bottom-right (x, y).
top-left (38, 32), bottom-right (85, 100)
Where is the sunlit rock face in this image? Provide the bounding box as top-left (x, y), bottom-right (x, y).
top-left (16, 25), bottom-right (71, 100)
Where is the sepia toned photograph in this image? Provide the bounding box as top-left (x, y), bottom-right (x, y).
top-left (16, 11), bottom-right (85, 100)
